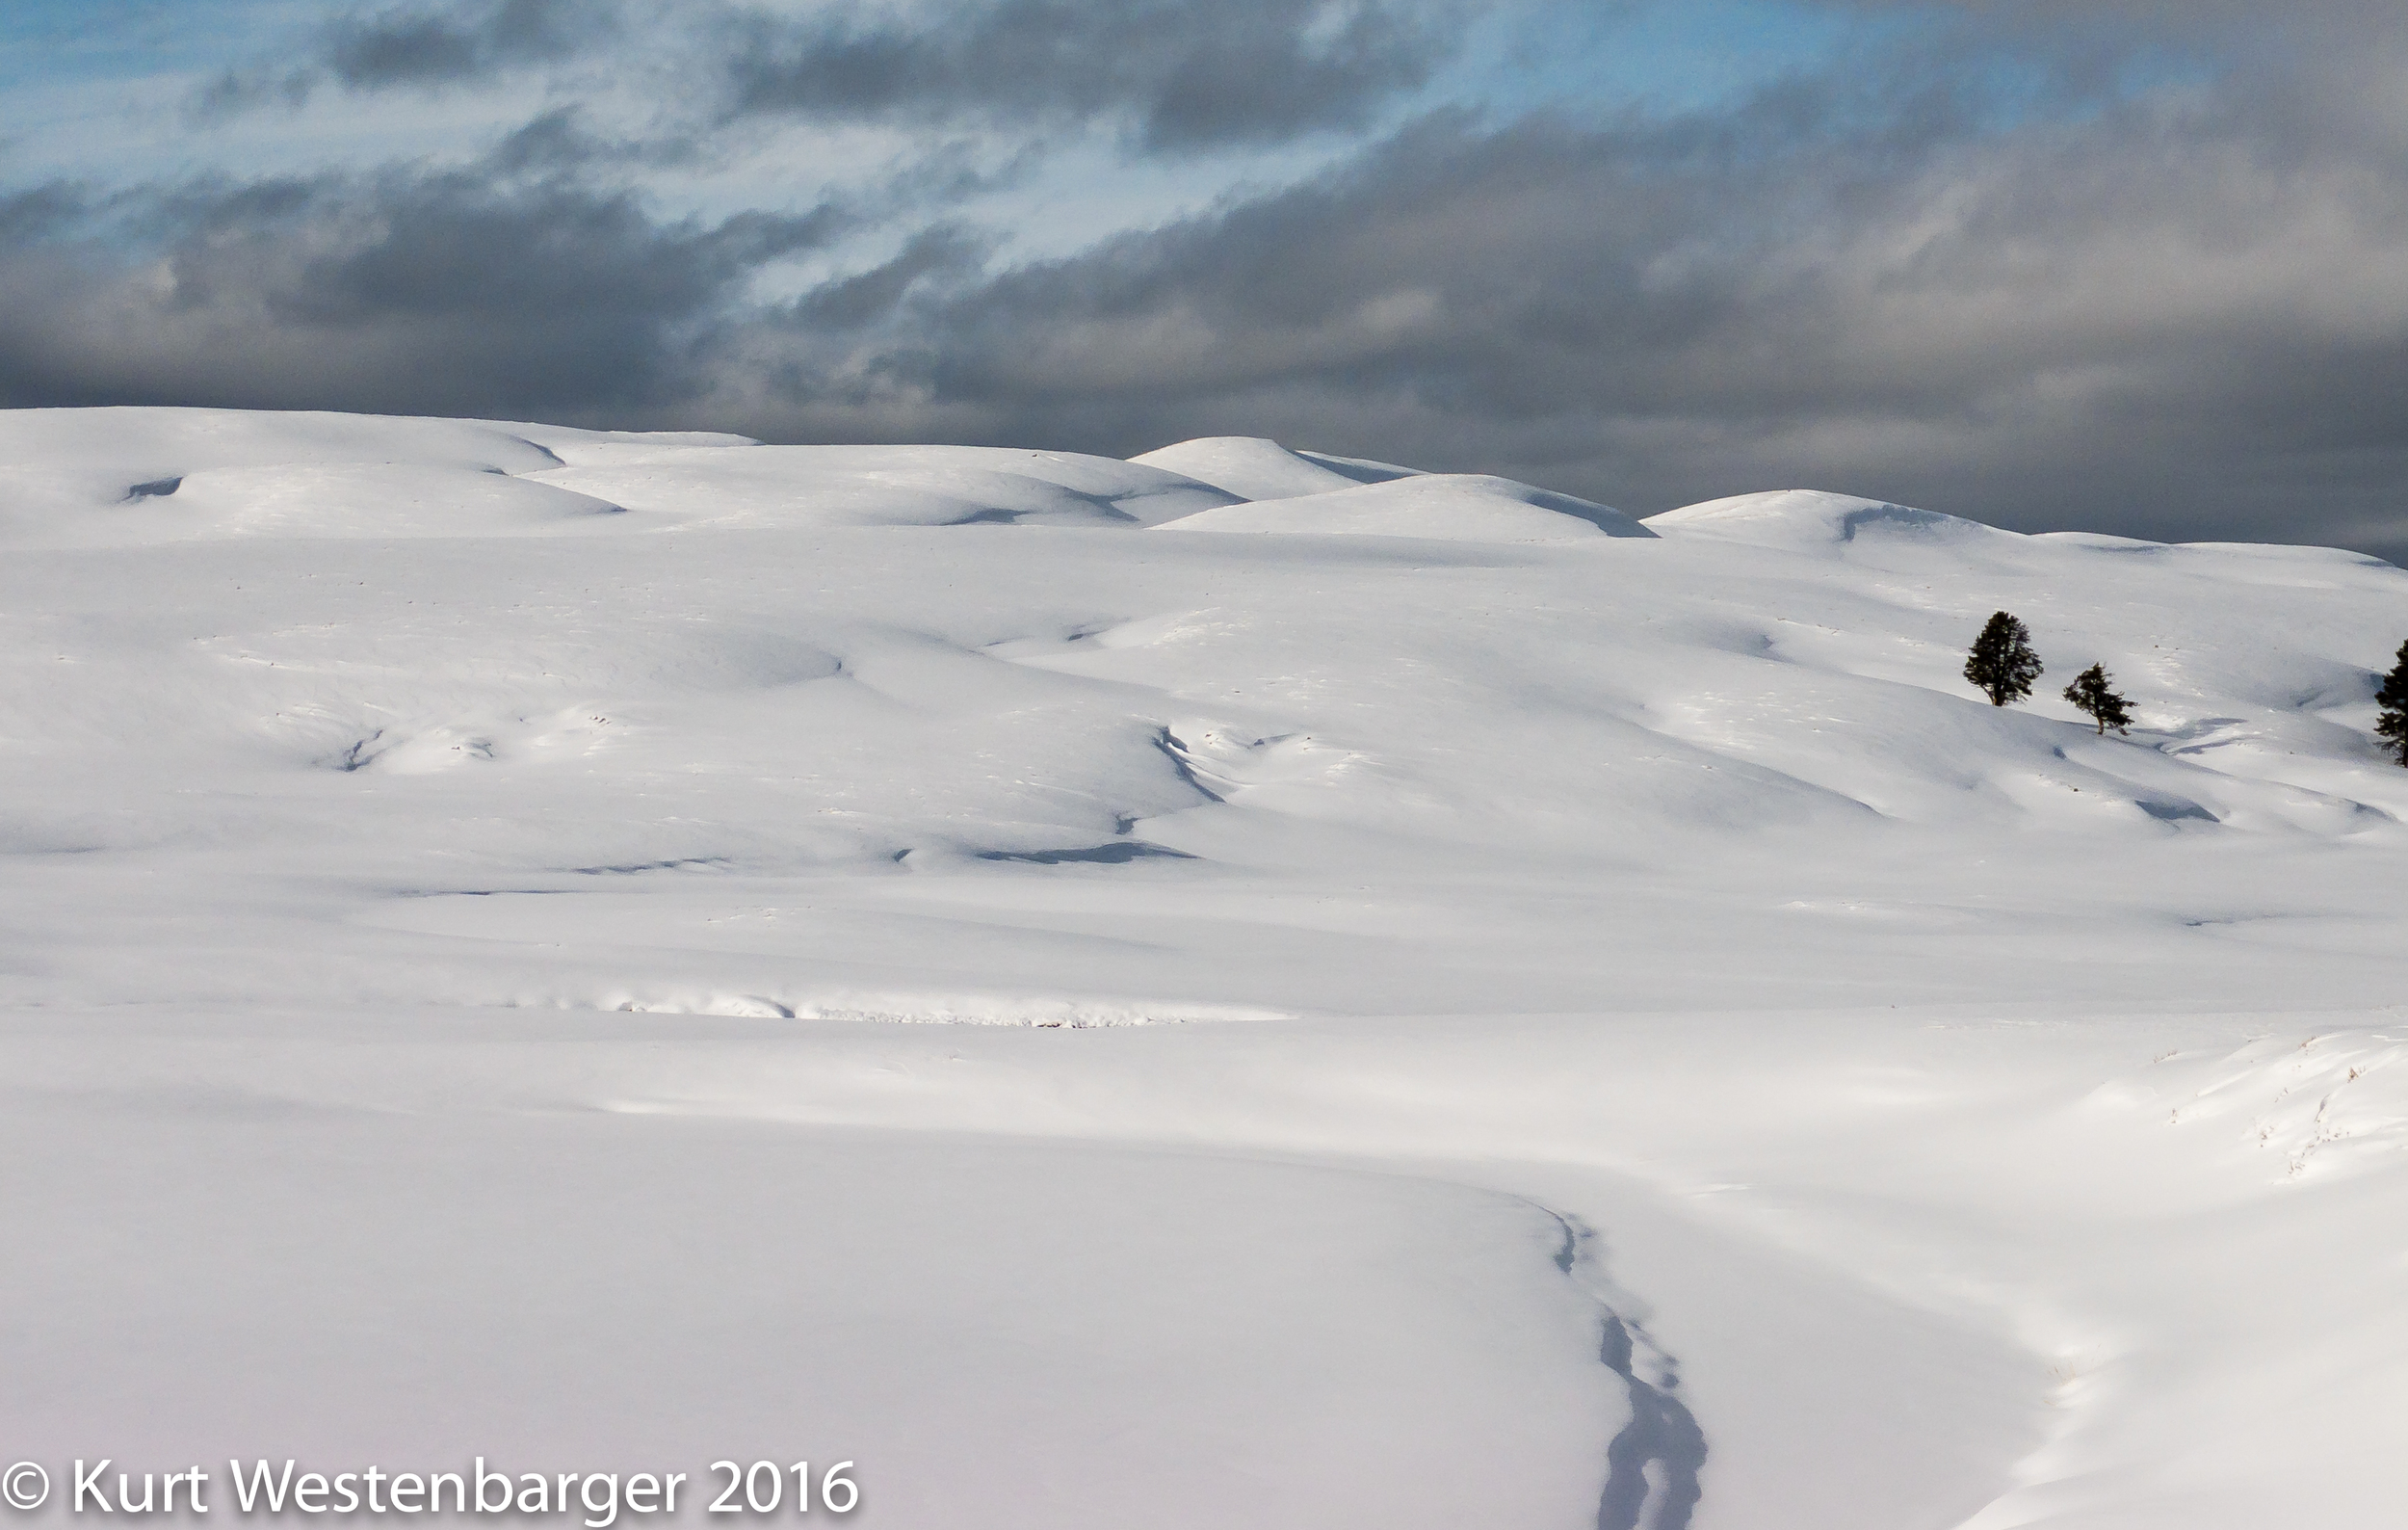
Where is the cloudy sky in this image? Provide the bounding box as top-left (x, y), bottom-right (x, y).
top-left (5, 1), bottom-right (2405, 556)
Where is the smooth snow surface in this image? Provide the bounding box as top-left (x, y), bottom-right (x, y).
top-left (6, 409), bottom-right (2408, 1529)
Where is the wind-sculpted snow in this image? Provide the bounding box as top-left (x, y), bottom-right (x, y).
top-left (1153, 471), bottom-right (1654, 540)
top-left (529, 442), bottom-right (1243, 529)
top-left (1648, 489), bottom-right (1998, 548)
top-left (1131, 435), bottom-right (1421, 500)
top-left (4, 409), bottom-right (2407, 1528)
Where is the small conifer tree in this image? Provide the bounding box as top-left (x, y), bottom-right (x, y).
top-left (1964, 611), bottom-right (2043, 707)
top-left (2376, 640), bottom-right (2408, 767)
top-left (2062, 663), bottom-right (2133, 735)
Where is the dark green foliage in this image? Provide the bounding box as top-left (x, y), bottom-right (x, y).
top-left (2376, 640), bottom-right (2408, 767)
top-left (2062, 663), bottom-right (2133, 735)
top-left (1964, 611), bottom-right (2043, 707)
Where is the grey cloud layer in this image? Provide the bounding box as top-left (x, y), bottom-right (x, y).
top-left (723, 0), bottom-right (1459, 151)
top-left (196, 0), bottom-right (1460, 154)
top-left (16, 2), bottom-right (2408, 558)
top-left (0, 162), bottom-right (840, 416)
top-left (324, 0), bottom-right (595, 86)
top-left (194, 0), bottom-right (611, 116)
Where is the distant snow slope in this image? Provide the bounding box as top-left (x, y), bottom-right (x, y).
top-left (4, 410), bottom-right (2407, 1530)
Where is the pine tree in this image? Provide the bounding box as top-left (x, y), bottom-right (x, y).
top-left (2062, 663), bottom-right (2133, 735)
top-left (1964, 611), bottom-right (2043, 707)
top-left (2376, 640), bottom-right (2408, 767)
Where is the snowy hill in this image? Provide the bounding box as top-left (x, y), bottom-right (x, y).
top-left (4, 409), bottom-right (2406, 1529)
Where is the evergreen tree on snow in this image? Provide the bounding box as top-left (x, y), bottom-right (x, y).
top-left (1964, 612), bottom-right (2043, 707)
top-left (2062, 663), bottom-right (2134, 735)
top-left (2377, 640), bottom-right (2408, 767)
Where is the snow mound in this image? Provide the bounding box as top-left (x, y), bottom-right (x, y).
top-left (2, 462), bottom-right (636, 546)
top-left (170, 463), bottom-right (632, 540)
top-left (0, 410), bottom-right (1239, 541)
top-left (1648, 489), bottom-right (2004, 548)
top-left (1131, 436), bottom-right (1414, 500)
top-left (1294, 449), bottom-right (1427, 485)
top-left (0, 405), bottom-right (644, 482)
top-left (0, 409), bottom-right (636, 548)
top-left (531, 443), bottom-right (1239, 529)
top-left (1151, 473), bottom-right (1654, 541)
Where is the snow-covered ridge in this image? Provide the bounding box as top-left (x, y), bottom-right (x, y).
top-left (0, 412), bottom-right (1644, 543)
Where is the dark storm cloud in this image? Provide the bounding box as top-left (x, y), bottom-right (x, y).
top-left (0, 183), bottom-right (85, 248)
top-left (323, 0), bottom-right (594, 86)
top-left (792, 224), bottom-right (993, 330)
top-left (720, 0), bottom-right (1462, 152)
top-left (193, 0), bottom-right (609, 118)
top-left (484, 106), bottom-right (709, 175)
top-left (0, 156), bottom-right (841, 417)
top-left (192, 0), bottom-right (1456, 156)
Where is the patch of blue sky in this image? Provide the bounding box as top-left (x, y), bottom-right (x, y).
top-left (0, 0), bottom-right (320, 92)
top-left (0, 1), bottom-right (540, 195)
top-left (1438, 0), bottom-right (2218, 135)
top-left (1438, 0), bottom-right (1884, 123)
top-left (1961, 42), bottom-right (2219, 134)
